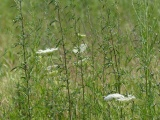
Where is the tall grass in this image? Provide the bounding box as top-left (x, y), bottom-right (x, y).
top-left (1, 0), bottom-right (160, 119)
top-left (132, 0), bottom-right (158, 119)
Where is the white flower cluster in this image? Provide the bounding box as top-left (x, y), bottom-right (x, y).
top-left (73, 44), bottom-right (87, 54)
top-left (104, 93), bottom-right (135, 102)
top-left (36, 48), bottom-right (58, 55)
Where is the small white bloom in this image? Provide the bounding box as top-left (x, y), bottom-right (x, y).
top-left (36, 48), bottom-right (58, 55)
top-left (104, 93), bottom-right (136, 102)
top-left (117, 95), bottom-right (135, 102)
top-left (72, 49), bottom-right (78, 54)
top-left (104, 93), bottom-right (124, 101)
top-left (73, 44), bottom-right (87, 54)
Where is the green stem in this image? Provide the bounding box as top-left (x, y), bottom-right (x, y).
top-left (57, 6), bottom-right (72, 120)
top-left (19, 0), bottom-right (31, 119)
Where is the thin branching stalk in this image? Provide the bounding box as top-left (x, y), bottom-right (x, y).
top-left (19, 0), bottom-right (31, 119)
top-left (143, 0), bottom-right (149, 97)
top-left (111, 36), bottom-right (121, 94)
top-left (109, 25), bottom-right (121, 93)
top-left (106, 6), bottom-right (121, 94)
top-left (102, 52), bottom-right (106, 93)
top-left (86, 7), bottom-right (97, 108)
top-left (57, 6), bottom-right (72, 120)
top-left (99, 4), bottom-right (111, 118)
top-left (80, 54), bottom-right (85, 120)
top-left (74, 18), bottom-right (85, 119)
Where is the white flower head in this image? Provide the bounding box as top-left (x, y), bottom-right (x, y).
top-left (72, 49), bottom-right (78, 54)
top-left (73, 44), bottom-right (87, 54)
top-left (104, 93), bottom-right (124, 101)
top-left (36, 48), bottom-right (58, 55)
top-left (117, 95), bottom-right (135, 102)
top-left (104, 93), bottom-right (135, 102)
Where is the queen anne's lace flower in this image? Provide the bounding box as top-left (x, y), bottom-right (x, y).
top-left (117, 95), bottom-right (135, 101)
top-left (104, 93), bottom-right (135, 102)
top-left (73, 44), bottom-right (87, 54)
top-left (36, 48), bottom-right (58, 55)
top-left (104, 93), bottom-right (124, 101)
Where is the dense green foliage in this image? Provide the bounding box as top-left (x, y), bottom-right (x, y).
top-left (1, 0), bottom-right (160, 119)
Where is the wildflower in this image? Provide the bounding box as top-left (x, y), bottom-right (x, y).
top-left (104, 93), bottom-right (135, 102)
top-left (104, 93), bottom-right (124, 101)
top-left (73, 44), bottom-right (87, 54)
top-left (117, 95), bottom-right (135, 102)
top-left (36, 48), bottom-right (58, 55)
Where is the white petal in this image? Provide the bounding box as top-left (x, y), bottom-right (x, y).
top-left (73, 48), bottom-right (78, 53)
top-left (104, 93), bottom-right (124, 101)
top-left (80, 44), bottom-right (87, 53)
top-left (73, 44), bottom-right (87, 54)
top-left (117, 95), bottom-right (135, 102)
top-left (36, 48), bottom-right (58, 54)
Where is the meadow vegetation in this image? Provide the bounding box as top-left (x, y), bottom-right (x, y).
top-left (1, 0), bottom-right (160, 119)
